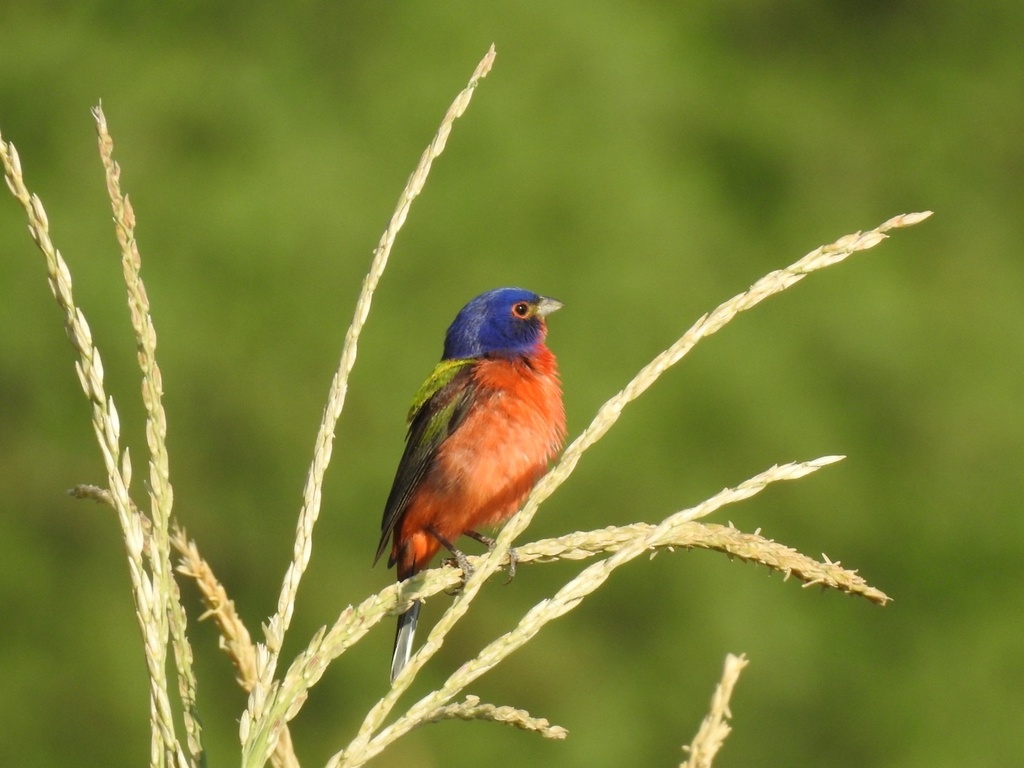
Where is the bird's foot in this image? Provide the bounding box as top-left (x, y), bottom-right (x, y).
top-left (465, 530), bottom-right (518, 584)
top-left (427, 525), bottom-right (475, 592)
top-left (505, 546), bottom-right (519, 583)
top-left (451, 548), bottom-right (475, 581)
top-left (438, 549), bottom-right (474, 594)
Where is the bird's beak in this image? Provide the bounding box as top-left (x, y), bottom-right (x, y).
top-left (535, 296), bottom-right (563, 317)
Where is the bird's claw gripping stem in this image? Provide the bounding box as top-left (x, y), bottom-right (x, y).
top-left (465, 530), bottom-right (518, 584)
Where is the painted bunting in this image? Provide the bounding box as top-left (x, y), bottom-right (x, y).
top-left (374, 287), bottom-right (566, 682)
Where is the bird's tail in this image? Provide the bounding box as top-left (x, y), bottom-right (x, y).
top-left (390, 599), bottom-right (421, 684)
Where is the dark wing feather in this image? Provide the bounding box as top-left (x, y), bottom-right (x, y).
top-left (374, 360), bottom-right (477, 566)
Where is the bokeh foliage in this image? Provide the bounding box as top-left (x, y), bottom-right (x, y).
top-left (1, 3), bottom-right (1021, 767)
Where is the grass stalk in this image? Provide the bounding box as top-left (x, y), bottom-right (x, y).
top-left (1, 126), bottom-right (186, 767)
top-left (680, 653), bottom-right (749, 768)
top-left (240, 45), bottom-right (498, 768)
top-left (93, 104), bottom-right (203, 766)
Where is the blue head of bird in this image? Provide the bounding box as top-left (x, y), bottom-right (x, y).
top-left (443, 287), bottom-right (563, 360)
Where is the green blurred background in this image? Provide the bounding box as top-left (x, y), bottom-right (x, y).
top-left (2, 2), bottom-right (1021, 766)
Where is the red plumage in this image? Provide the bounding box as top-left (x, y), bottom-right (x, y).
top-left (391, 343), bottom-right (565, 580)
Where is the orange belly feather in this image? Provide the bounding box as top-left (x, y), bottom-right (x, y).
top-left (395, 345), bottom-right (565, 576)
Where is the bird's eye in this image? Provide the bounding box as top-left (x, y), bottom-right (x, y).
top-left (511, 302), bottom-right (531, 319)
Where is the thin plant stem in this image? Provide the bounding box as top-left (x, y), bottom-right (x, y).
top-left (240, 45), bottom-right (498, 768)
top-left (1, 127), bottom-right (187, 768)
top-left (680, 653), bottom-right (749, 768)
top-left (93, 104), bottom-right (203, 767)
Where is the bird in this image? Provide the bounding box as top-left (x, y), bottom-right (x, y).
top-left (374, 286), bottom-right (566, 683)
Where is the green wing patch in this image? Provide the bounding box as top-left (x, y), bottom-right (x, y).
top-left (375, 358), bottom-right (478, 566)
top-left (407, 358), bottom-right (476, 423)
